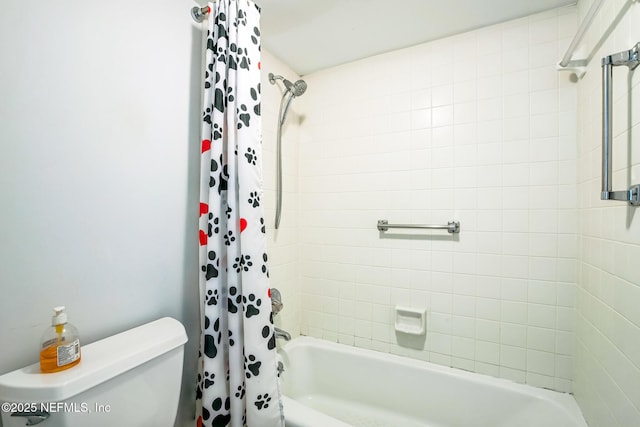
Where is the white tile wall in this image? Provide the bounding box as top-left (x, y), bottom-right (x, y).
top-left (295, 7), bottom-right (578, 392)
top-left (264, 3), bottom-right (640, 423)
top-left (573, 0), bottom-right (640, 425)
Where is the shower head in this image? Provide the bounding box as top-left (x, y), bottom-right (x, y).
top-left (269, 73), bottom-right (307, 97)
top-left (284, 79), bottom-right (307, 97)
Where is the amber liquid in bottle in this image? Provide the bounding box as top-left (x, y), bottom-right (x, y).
top-left (40, 324), bottom-right (81, 373)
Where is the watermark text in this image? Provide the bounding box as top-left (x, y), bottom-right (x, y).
top-left (1, 401), bottom-right (111, 414)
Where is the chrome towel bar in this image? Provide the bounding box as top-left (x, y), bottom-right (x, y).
top-left (601, 42), bottom-right (640, 205)
top-left (377, 220), bottom-right (460, 234)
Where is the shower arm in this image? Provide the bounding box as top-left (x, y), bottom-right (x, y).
top-left (269, 73), bottom-right (284, 84)
top-left (601, 42), bottom-right (640, 205)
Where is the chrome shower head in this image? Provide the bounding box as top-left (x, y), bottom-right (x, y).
top-left (269, 73), bottom-right (307, 97)
top-left (283, 79), bottom-right (307, 97)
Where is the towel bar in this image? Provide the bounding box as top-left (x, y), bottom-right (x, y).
top-left (377, 220), bottom-right (460, 234)
top-left (601, 42), bottom-right (640, 205)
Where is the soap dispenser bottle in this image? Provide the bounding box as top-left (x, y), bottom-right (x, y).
top-left (40, 306), bottom-right (81, 373)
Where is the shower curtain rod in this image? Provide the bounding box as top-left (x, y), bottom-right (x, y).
top-left (557, 0), bottom-right (605, 77)
top-left (191, 5), bottom-right (211, 22)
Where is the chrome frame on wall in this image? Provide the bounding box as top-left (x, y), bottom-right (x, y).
top-left (377, 220), bottom-right (460, 234)
top-left (601, 42), bottom-right (640, 205)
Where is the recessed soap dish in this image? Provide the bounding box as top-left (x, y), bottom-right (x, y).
top-left (394, 306), bottom-right (426, 335)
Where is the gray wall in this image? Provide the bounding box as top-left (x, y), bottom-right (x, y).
top-left (0, 1), bottom-right (201, 425)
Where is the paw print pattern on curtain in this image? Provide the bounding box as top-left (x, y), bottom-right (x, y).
top-left (195, 2), bottom-right (284, 426)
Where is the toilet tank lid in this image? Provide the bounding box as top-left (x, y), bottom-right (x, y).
top-left (0, 317), bottom-right (188, 402)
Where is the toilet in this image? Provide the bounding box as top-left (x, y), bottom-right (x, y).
top-left (0, 317), bottom-right (187, 427)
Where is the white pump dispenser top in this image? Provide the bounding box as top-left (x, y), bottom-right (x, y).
top-left (52, 306), bottom-right (68, 326)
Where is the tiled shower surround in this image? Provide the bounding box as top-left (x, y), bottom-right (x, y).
top-left (263, 2), bottom-right (640, 425)
top-left (295, 6), bottom-right (578, 393)
top-left (574, 0), bottom-right (640, 424)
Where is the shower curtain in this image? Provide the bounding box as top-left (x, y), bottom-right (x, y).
top-left (196, 1), bottom-right (284, 426)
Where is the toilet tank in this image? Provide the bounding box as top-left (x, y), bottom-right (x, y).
top-left (0, 317), bottom-right (187, 427)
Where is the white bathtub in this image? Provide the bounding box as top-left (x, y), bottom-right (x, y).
top-left (278, 337), bottom-right (587, 427)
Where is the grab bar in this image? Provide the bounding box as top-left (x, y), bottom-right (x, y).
top-left (601, 42), bottom-right (640, 205)
top-left (377, 220), bottom-right (460, 234)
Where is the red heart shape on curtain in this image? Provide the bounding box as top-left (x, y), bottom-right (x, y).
top-left (240, 218), bottom-right (248, 232)
top-left (199, 203), bottom-right (208, 217)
